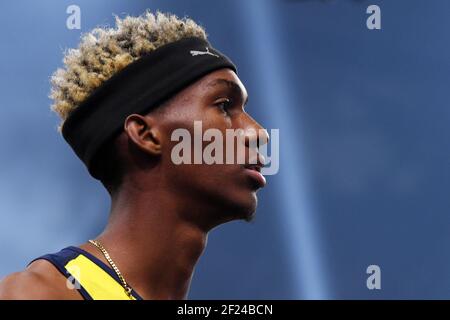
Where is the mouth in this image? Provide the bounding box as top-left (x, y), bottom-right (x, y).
top-left (243, 163), bottom-right (266, 188)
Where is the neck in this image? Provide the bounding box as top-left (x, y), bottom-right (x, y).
top-left (86, 182), bottom-right (210, 300)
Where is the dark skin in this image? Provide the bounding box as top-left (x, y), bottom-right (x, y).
top-left (0, 68), bottom-right (268, 299)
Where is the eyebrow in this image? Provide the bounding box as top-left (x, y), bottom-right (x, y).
top-left (205, 78), bottom-right (249, 106)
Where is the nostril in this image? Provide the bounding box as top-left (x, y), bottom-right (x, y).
top-left (244, 133), bottom-right (259, 148)
top-left (258, 153), bottom-right (266, 166)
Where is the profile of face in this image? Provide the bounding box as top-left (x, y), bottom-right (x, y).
top-left (124, 68), bottom-right (269, 229)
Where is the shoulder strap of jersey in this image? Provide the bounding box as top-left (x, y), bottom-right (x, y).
top-left (28, 246), bottom-right (143, 300)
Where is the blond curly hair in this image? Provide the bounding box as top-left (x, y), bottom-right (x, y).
top-left (50, 11), bottom-right (207, 130)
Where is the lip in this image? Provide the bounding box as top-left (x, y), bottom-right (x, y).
top-left (243, 166), bottom-right (266, 188)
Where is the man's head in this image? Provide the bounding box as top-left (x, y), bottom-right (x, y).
top-left (50, 12), bottom-right (268, 228)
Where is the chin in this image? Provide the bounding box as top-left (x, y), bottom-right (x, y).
top-left (242, 209), bottom-right (257, 222)
top-left (222, 191), bottom-right (258, 223)
top-left (242, 193), bottom-right (258, 221)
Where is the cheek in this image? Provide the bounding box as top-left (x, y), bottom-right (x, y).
top-left (165, 104), bottom-right (231, 137)
top-left (172, 163), bottom-right (239, 186)
top-left (160, 112), bottom-right (233, 165)
top-left (166, 162), bottom-right (244, 201)
top-left (158, 104), bottom-right (245, 186)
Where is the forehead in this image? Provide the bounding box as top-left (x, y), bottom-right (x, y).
top-left (192, 68), bottom-right (248, 99)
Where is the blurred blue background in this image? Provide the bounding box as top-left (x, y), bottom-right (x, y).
top-left (1, 0), bottom-right (449, 299)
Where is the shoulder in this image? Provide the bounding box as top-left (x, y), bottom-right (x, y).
top-left (0, 259), bottom-right (82, 300)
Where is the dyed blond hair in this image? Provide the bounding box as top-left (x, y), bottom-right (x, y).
top-left (50, 11), bottom-right (207, 130)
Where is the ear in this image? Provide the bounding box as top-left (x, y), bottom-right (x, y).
top-left (123, 114), bottom-right (162, 156)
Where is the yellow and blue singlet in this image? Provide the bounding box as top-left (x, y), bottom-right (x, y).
top-left (28, 246), bottom-right (143, 300)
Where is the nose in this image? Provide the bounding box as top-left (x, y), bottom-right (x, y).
top-left (243, 116), bottom-right (269, 149)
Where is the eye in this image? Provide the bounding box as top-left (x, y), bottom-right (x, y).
top-left (214, 98), bottom-right (232, 115)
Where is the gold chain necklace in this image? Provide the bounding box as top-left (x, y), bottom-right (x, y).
top-left (88, 239), bottom-right (133, 298)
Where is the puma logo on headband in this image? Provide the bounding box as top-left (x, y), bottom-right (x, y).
top-left (190, 47), bottom-right (219, 58)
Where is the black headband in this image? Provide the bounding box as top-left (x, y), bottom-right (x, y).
top-left (61, 37), bottom-right (237, 180)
